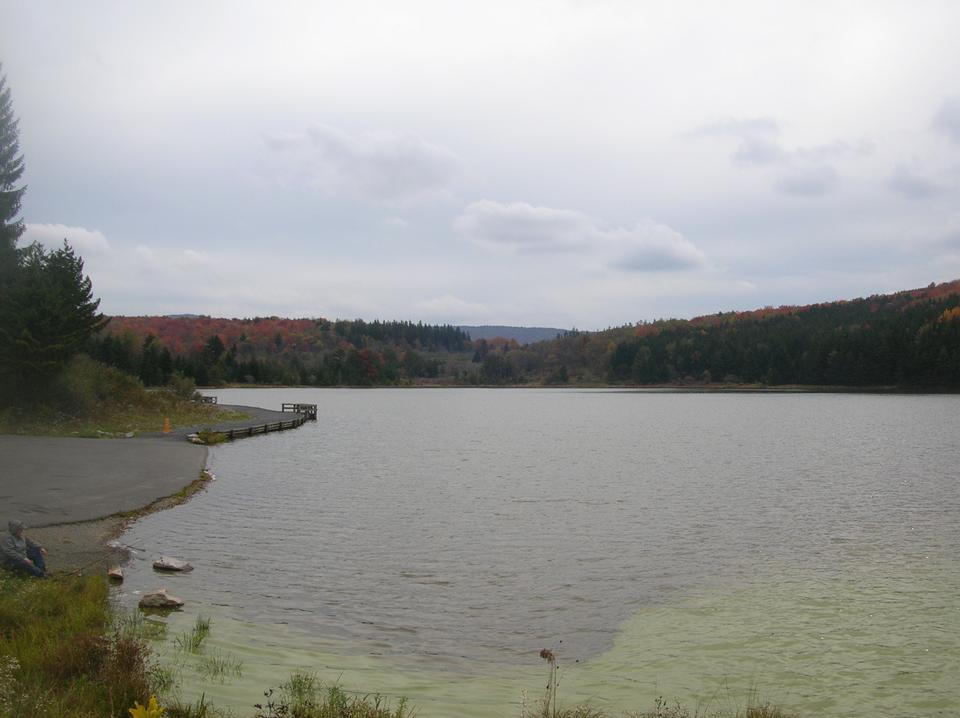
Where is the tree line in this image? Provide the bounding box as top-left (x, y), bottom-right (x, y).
top-left (79, 281), bottom-right (960, 390)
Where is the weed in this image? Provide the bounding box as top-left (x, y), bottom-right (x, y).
top-left (539, 648), bottom-right (559, 718)
top-left (254, 676), bottom-right (411, 718)
top-left (175, 615), bottom-right (212, 653)
top-left (116, 610), bottom-right (168, 642)
top-left (166, 693), bottom-right (232, 718)
top-left (198, 650), bottom-right (243, 682)
top-left (150, 662), bottom-right (178, 695)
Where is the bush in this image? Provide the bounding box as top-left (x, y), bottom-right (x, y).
top-left (167, 372), bottom-right (200, 401)
top-left (53, 354), bottom-right (145, 415)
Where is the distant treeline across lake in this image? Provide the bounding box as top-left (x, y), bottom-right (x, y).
top-left (91, 279), bottom-right (960, 389)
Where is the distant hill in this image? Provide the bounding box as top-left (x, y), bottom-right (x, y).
top-left (458, 325), bottom-right (568, 344)
top-left (89, 279), bottom-right (960, 388)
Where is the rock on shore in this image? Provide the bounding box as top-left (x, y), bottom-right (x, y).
top-left (153, 556), bottom-right (193, 572)
top-left (139, 589), bottom-right (184, 609)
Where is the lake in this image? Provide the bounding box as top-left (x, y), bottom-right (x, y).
top-left (117, 388), bottom-right (960, 717)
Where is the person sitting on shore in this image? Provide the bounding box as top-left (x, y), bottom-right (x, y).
top-left (1, 520), bottom-right (47, 577)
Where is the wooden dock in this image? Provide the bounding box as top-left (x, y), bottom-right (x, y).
top-left (218, 403), bottom-right (318, 440)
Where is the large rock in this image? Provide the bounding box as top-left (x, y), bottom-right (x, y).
top-left (139, 589), bottom-right (184, 609)
top-left (107, 566), bottom-right (123, 582)
top-left (153, 556), bottom-right (194, 572)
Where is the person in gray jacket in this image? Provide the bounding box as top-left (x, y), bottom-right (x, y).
top-left (1, 520), bottom-right (46, 577)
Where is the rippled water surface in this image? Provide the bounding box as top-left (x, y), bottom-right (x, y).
top-left (119, 389), bottom-right (960, 716)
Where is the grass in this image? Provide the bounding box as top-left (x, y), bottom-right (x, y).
top-left (519, 699), bottom-right (797, 718)
top-left (197, 650), bottom-right (243, 683)
top-left (254, 672), bottom-right (411, 718)
top-left (173, 615), bottom-right (211, 653)
top-left (195, 429), bottom-right (228, 445)
top-left (0, 571), bottom-right (157, 718)
top-left (0, 354), bottom-right (247, 437)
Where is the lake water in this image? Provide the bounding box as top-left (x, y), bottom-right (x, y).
top-left (117, 388), bottom-right (960, 717)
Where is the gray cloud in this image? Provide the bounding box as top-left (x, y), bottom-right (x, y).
top-left (732, 136), bottom-right (788, 166)
top-left (796, 139), bottom-right (874, 163)
top-left (263, 124), bottom-right (459, 202)
top-left (454, 201), bottom-right (707, 271)
top-left (776, 165), bottom-right (837, 197)
top-left (695, 117), bottom-right (862, 198)
top-left (888, 164), bottom-right (941, 199)
top-left (610, 222), bottom-right (709, 271)
top-left (933, 97), bottom-right (960, 144)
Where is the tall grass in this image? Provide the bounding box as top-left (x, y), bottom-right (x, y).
top-left (174, 615), bottom-right (211, 653)
top-left (253, 672), bottom-right (411, 718)
top-left (0, 572), bottom-right (155, 718)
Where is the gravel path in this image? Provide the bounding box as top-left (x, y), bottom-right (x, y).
top-left (0, 404), bottom-right (303, 572)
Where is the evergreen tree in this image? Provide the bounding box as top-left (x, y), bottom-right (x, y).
top-left (0, 241), bottom-right (108, 386)
top-left (0, 65), bottom-right (26, 276)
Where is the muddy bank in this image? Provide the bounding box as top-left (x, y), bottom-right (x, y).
top-left (28, 517), bottom-right (129, 574)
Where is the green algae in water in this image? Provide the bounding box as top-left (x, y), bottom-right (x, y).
top-left (563, 557), bottom-right (960, 717)
top-left (154, 556), bottom-right (959, 717)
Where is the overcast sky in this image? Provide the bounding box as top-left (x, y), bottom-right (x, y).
top-left (2, 1), bottom-right (959, 329)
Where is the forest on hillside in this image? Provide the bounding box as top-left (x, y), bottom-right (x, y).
top-left (88, 280), bottom-right (960, 390)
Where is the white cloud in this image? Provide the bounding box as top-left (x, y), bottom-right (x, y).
top-left (23, 223), bottom-right (110, 254)
top-left (263, 124), bottom-right (459, 202)
top-left (454, 200), bottom-right (707, 271)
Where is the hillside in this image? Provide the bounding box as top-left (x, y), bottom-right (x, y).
top-left (89, 280), bottom-right (960, 389)
top-left (587, 279), bottom-right (960, 387)
top-left (458, 325), bottom-right (568, 344)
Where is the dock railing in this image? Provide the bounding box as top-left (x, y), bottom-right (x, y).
top-left (282, 402), bottom-right (318, 420)
top-left (199, 403), bottom-right (318, 441)
top-left (221, 415), bottom-right (308, 440)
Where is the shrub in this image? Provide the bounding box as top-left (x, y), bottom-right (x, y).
top-left (53, 354), bottom-right (145, 415)
top-left (167, 372), bottom-right (200, 401)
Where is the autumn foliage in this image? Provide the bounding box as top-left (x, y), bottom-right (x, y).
top-left (89, 279), bottom-right (960, 389)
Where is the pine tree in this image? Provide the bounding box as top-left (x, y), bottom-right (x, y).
top-left (0, 65), bottom-right (26, 274)
top-left (0, 242), bottom-right (108, 385)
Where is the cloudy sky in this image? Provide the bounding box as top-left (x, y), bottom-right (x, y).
top-left (2, 1), bottom-right (959, 329)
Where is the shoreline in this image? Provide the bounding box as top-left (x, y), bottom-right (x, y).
top-left (207, 381), bottom-right (959, 394)
top-left (10, 403), bottom-right (299, 575)
top-left (30, 466), bottom-right (216, 575)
